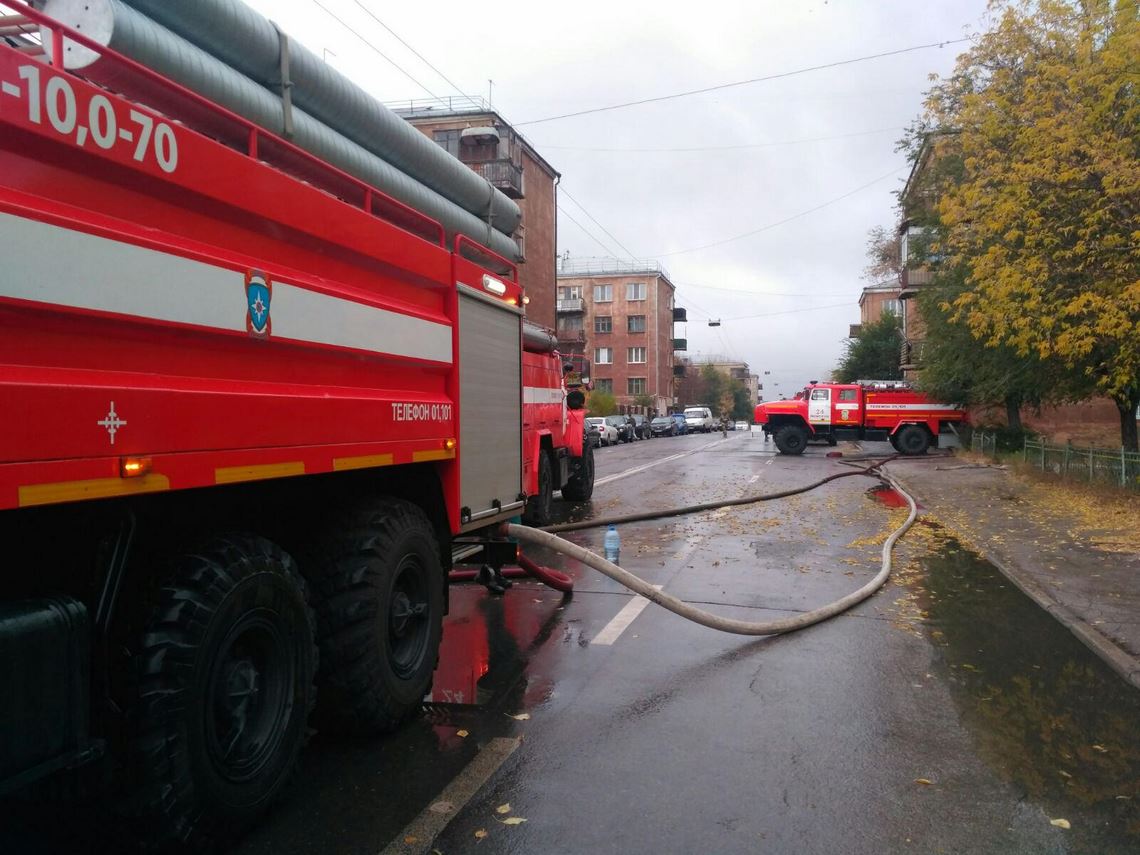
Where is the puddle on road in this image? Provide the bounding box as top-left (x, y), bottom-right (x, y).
top-left (428, 584), bottom-right (566, 710)
top-left (920, 538), bottom-right (1140, 851)
top-left (866, 484), bottom-right (910, 508)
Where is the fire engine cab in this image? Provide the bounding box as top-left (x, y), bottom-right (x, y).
top-left (754, 380), bottom-right (966, 455)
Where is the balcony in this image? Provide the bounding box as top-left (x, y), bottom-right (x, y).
top-left (556, 298), bottom-right (584, 313)
top-left (899, 267), bottom-right (934, 297)
top-left (900, 338), bottom-right (926, 369)
top-left (467, 159), bottom-right (524, 199)
top-left (673, 338), bottom-right (687, 352)
top-left (557, 329), bottom-right (586, 345)
top-left (673, 307), bottom-right (688, 322)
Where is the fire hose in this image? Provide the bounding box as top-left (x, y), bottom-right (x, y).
top-left (486, 458), bottom-right (922, 637)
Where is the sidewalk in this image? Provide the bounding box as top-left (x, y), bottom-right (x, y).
top-left (882, 457), bottom-right (1140, 690)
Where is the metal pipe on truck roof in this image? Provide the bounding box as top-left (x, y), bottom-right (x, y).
top-left (40, 0), bottom-right (521, 261)
top-left (114, 0), bottom-right (522, 236)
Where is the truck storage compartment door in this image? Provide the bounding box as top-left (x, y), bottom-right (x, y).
top-left (458, 286), bottom-right (523, 528)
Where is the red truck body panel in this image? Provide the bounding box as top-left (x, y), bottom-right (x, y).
top-left (0, 6), bottom-right (522, 528)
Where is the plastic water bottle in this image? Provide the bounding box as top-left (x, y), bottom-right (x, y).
top-left (603, 525), bottom-right (621, 564)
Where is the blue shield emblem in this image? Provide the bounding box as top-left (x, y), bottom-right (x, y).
top-left (246, 271), bottom-right (272, 337)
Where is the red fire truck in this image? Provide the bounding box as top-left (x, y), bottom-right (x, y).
top-left (521, 325), bottom-right (593, 526)
top-left (754, 381), bottom-right (966, 455)
top-left (0, 1), bottom-right (588, 843)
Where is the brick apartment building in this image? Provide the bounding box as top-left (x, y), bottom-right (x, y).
top-left (555, 259), bottom-right (683, 415)
top-left (851, 281), bottom-right (902, 338)
top-left (394, 97), bottom-right (560, 330)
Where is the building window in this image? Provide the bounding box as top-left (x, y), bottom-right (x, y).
top-left (594, 378), bottom-right (613, 394)
top-left (594, 316), bottom-right (612, 334)
top-left (626, 282), bottom-right (646, 300)
top-left (594, 284), bottom-right (613, 302)
top-left (432, 129), bottom-right (461, 157)
top-left (594, 347), bottom-right (613, 364)
top-left (627, 315), bottom-right (646, 333)
top-left (627, 377), bottom-right (647, 395)
top-left (882, 299), bottom-right (901, 318)
top-left (628, 347), bottom-right (646, 364)
top-left (559, 285), bottom-right (582, 300)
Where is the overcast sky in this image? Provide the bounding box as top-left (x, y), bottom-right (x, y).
top-left (243, 0), bottom-right (991, 398)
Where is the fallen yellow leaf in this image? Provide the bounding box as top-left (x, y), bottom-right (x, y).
top-left (915, 778), bottom-right (933, 786)
top-left (496, 803), bottom-right (511, 814)
top-left (474, 829), bottom-right (488, 840)
top-left (457, 729), bottom-right (469, 738)
top-left (1050, 818), bottom-right (1071, 829)
top-left (506, 713), bottom-right (531, 721)
top-left (404, 836), bottom-right (418, 844)
top-left (498, 817), bottom-right (527, 826)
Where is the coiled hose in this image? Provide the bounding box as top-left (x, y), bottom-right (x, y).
top-left (501, 465), bottom-right (919, 637)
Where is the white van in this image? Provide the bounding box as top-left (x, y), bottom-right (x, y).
top-left (683, 406), bottom-right (715, 433)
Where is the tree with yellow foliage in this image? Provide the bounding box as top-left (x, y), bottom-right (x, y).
top-left (918, 0), bottom-right (1140, 448)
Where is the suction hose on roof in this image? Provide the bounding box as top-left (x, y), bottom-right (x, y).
top-left (502, 463), bottom-right (919, 637)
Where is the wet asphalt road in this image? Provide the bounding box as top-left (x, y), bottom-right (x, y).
top-left (7, 432), bottom-right (1139, 853)
top-left (236, 431), bottom-right (1140, 855)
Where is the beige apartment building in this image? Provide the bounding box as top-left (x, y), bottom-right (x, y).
top-left (851, 281), bottom-right (903, 338)
top-left (555, 260), bottom-right (683, 415)
top-left (394, 97), bottom-right (560, 330)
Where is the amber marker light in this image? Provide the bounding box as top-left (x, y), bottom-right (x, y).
top-left (444, 438), bottom-right (457, 451)
top-left (121, 457), bottom-right (153, 478)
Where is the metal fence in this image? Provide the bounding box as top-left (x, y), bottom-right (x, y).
top-left (971, 433), bottom-right (1140, 490)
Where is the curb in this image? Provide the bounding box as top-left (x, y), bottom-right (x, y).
top-left (886, 465), bottom-right (1140, 692)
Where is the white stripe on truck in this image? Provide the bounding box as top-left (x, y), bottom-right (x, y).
top-left (0, 212), bottom-right (453, 363)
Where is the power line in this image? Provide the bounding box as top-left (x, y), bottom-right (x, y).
top-left (308, 0), bottom-right (445, 104)
top-left (658, 166), bottom-right (905, 258)
top-left (350, 1), bottom-right (470, 96)
top-left (677, 281), bottom-right (857, 298)
top-left (557, 205), bottom-right (623, 258)
top-left (560, 188), bottom-right (638, 259)
top-left (515, 39), bottom-right (972, 126)
top-left (535, 126), bottom-right (904, 153)
top-left (689, 300), bottom-right (857, 323)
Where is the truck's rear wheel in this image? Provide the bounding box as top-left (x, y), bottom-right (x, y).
top-left (523, 451), bottom-right (553, 526)
top-left (561, 441), bottom-right (595, 501)
top-left (895, 424), bottom-right (930, 456)
top-left (773, 424), bottom-right (808, 455)
top-left (308, 498), bottom-right (443, 733)
top-left (128, 535), bottom-right (316, 846)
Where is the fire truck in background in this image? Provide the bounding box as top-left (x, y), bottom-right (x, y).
top-left (754, 380), bottom-right (966, 455)
top-left (521, 324), bottom-right (594, 526)
top-left (0, 0), bottom-right (589, 844)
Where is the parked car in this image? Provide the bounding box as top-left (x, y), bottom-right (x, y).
top-left (670, 413), bottom-right (688, 434)
top-left (684, 406), bottom-right (715, 432)
top-left (629, 414), bottom-right (653, 439)
top-left (586, 416), bottom-right (618, 446)
top-left (735, 421), bottom-right (750, 432)
top-left (605, 415), bottom-right (636, 443)
top-left (650, 416), bottom-right (678, 437)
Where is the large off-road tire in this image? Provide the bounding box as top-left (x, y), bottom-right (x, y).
top-left (523, 451), bottom-right (554, 526)
top-left (128, 535), bottom-right (317, 847)
top-left (895, 424), bottom-right (930, 456)
top-left (308, 499), bottom-right (443, 733)
top-left (561, 440), bottom-right (595, 501)
top-left (773, 424), bottom-right (809, 455)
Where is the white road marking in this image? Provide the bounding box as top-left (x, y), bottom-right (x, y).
top-left (592, 585), bottom-right (664, 646)
top-left (748, 474), bottom-right (760, 483)
top-left (592, 438), bottom-right (725, 489)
